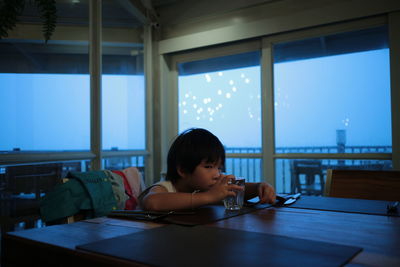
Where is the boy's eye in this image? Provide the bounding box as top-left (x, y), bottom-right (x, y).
top-left (204, 165), bottom-right (213, 168)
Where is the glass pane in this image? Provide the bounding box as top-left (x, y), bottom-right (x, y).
top-left (0, 2), bottom-right (90, 152)
top-left (101, 0), bottom-right (145, 151)
top-left (178, 51), bottom-right (261, 148)
top-left (0, 73), bottom-right (90, 151)
top-left (275, 159), bottom-right (392, 195)
top-left (102, 75), bottom-right (145, 150)
top-left (274, 26), bottom-right (391, 153)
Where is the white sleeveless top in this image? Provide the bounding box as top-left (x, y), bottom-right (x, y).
top-left (154, 180), bottom-right (177, 192)
top-left (137, 180), bottom-right (177, 208)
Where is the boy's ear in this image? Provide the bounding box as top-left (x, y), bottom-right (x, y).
top-left (177, 166), bottom-right (187, 178)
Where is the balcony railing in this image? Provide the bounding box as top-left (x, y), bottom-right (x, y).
top-left (225, 146), bottom-right (392, 193)
top-left (276, 146), bottom-right (392, 154)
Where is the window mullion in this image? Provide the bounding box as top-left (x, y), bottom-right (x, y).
top-left (261, 39), bottom-right (275, 187)
top-left (89, 0), bottom-right (102, 170)
top-left (389, 11), bottom-right (400, 170)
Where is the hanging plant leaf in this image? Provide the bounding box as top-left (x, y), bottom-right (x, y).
top-left (0, 0), bottom-right (57, 42)
top-left (0, 0), bottom-right (25, 39)
top-left (34, 0), bottom-right (57, 43)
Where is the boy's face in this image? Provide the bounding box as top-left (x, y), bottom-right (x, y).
top-left (182, 159), bottom-right (222, 191)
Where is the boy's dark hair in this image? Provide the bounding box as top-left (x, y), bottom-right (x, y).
top-left (166, 128), bottom-right (226, 183)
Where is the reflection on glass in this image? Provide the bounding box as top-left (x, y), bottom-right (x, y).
top-left (178, 52), bottom-right (261, 148)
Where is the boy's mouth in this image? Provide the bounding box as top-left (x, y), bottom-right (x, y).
top-left (208, 183), bottom-right (216, 188)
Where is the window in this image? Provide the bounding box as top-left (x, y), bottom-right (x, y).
top-left (171, 24), bottom-right (394, 191)
top-left (274, 27), bottom-right (391, 151)
top-left (177, 51), bottom-right (262, 181)
top-left (0, 41), bottom-right (90, 151)
top-left (272, 26), bottom-right (392, 194)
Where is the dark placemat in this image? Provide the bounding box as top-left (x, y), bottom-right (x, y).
top-left (286, 196), bottom-right (400, 216)
top-left (108, 203), bottom-right (272, 226)
top-left (162, 203), bottom-right (271, 226)
top-left (77, 224), bottom-right (362, 267)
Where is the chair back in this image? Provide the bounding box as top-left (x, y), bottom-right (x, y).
top-left (291, 160), bottom-right (324, 195)
top-left (325, 169), bottom-right (400, 201)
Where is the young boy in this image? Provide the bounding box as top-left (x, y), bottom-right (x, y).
top-left (140, 128), bottom-right (276, 211)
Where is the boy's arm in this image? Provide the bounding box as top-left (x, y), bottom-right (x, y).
top-left (142, 176), bottom-right (243, 211)
top-left (142, 186), bottom-right (213, 211)
top-left (245, 182), bottom-right (276, 204)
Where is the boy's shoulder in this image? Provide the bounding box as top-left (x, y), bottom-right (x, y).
top-left (154, 180), bottom-right (177, 193)
top-left (137, 180), bottom-right (177, 208)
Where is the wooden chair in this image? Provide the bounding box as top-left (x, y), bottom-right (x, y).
top-left (324, 169), bottom-right (400, 201)
top-left (1, 165), bottom-right (62, 233)
top-left (291, 160), bottom-right (324, 195)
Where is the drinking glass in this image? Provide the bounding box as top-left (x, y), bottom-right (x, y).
top-left (223, 178), bottom-right (245, 210)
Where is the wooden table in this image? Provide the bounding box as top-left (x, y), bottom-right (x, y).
top-left (2, 197), bottom-right (400, 266)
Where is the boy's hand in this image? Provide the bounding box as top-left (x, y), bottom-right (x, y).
top-left (206, 175), bottom-right (244, 203)
top-left (257, 182), bottom-right (276, 204)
